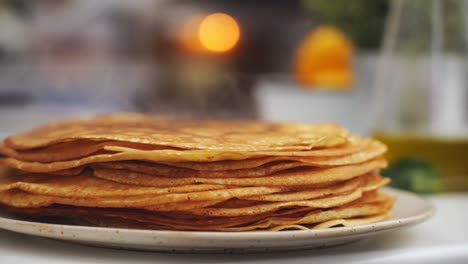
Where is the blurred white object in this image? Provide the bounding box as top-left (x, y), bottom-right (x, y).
top-left (255, 81), bottom-right (357, 129)
top-left (432, 57), bottom-right (465, 135)
top-left (255, 56), bottom-right (376, 135)
top-left (371, 0), bottom-right (468, 136)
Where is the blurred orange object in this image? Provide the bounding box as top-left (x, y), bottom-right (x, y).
top-left (198, 13), bottom-right (240, 53)
top-left (295, 26), bottom-right (354, 89)
top-left (179, 13), bottom-right (240, 54)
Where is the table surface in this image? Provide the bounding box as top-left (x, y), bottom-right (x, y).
top-left (0, 194), bottom-right (467, 264)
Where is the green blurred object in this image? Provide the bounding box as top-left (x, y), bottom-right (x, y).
top-left (382, 157), bottom-right (440, 194)
top-left (301, 0), bottom-right (389, 49)
top-left (375, 133), bottom-right (468, 193)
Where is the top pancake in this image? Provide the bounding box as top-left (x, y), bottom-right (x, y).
top-left (4, 113), bottom-right (349, 151)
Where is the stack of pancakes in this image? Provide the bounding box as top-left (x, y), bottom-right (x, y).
top-left (0, 114), bottom-right (394, 231)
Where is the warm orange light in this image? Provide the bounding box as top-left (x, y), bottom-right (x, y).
top-left (198, 13), bottom-right (240, 53)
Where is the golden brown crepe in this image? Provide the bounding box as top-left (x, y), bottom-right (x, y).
top-left (5, 191), bottom-right (394, 231)
top-left (4, 114), bottom-right (348, 151)
top-left (0, 113), bottom-right (394, 231)
top-left (92, 159), bottom-right (386, 187)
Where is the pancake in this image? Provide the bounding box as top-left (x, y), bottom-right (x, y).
top-left (0, 171), bottom-right (384, 216)
top-left (0, 140), bottom-right (164, 163)
top-left (0, 135), bottom-right (379, 165)
top-left (0, 136), bottom-right (385, 173)
top-left (5, 191), bottom-right (394, 231)
top-left (92, 159), bottom-right (386, 187)
top-left (244, 174), bottom-right (389, 201)
top-left (0, 113), bottom-right (393, 232)
top-left (160, 136), bottom-right (384, 171)
top-left (0, 186), bottom-right (282, 209)
top-left (0, 172), bottom-right (228, 197)
top-left (5, 114), bottom-right (348, 151)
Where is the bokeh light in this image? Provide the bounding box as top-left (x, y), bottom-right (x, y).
top-left (198, 13), bottom-right (240, 53)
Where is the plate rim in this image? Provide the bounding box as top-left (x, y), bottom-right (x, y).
top-left (0, 187), bottom-right (435, 241)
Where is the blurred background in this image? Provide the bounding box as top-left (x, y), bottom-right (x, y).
top-left (0, 0), bottom-right (467, 193)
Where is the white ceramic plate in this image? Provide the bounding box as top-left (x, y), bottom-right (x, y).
top-left (0, 187), bottom-right (433, 253)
